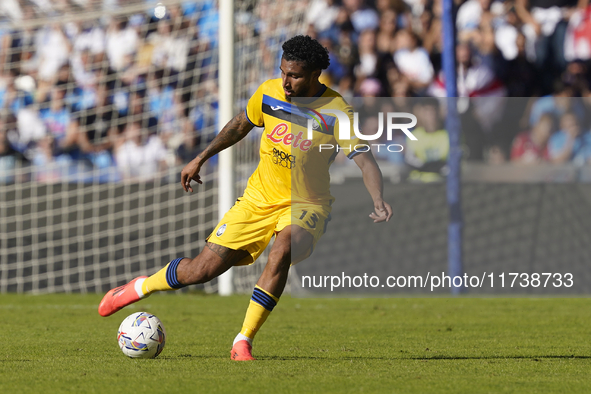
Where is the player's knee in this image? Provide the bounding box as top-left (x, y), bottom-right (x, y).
top-left (290, 226), bottom-right (314, 261)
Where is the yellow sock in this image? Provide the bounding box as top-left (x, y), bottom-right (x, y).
top-left (239, 285), bottom-right (279, 340)
top-left (141, 258), bottom-right (186, 295)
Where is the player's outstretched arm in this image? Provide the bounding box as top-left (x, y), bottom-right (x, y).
top-left (352, 151), bottom-right (393, 223)
top-left (181, 111), bottom-right (254, 192)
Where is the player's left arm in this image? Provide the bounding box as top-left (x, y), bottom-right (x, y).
top-left (352, 151), bottom-right (393, 223)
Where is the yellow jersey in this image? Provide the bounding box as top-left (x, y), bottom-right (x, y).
top-left (243, 78), bottom-right (363, 206)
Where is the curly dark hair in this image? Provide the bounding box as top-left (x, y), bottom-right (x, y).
top-left (282, 35), bottom-right (330, 71)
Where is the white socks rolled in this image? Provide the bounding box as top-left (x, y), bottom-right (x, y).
top-left (233, 333), bottom-right (253, 346)
top-left (134, 277), bottom-right (147, 298)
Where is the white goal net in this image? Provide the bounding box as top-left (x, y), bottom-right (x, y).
top-left (0, 0), bottom-right (308, 294)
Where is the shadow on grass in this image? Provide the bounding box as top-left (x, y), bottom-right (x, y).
top-left (147, 354), bottom-right (591, 362)
top-left (408, 355), bottom-right (591, 361)
top-left (0, 360), bottom-right (32, 362)
top-left (250, 354), bottom-right (591, 361)
top-left (158, 354), bottom-right (227, 360)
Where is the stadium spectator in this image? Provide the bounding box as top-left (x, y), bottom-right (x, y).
top-left (55, 63), bottom-right (75, 96)
top-left (564, 3), bottom-right (591, 62)
top-left (0, 117), bottom-right (28, 183)
top-left (376, 8), bottom-right (398, 55)
top-left (486, 144), bottom-right (508, 164)
top-left (456, 0), bottom-right (493, 42)
top-left (494, 7), bottom-right (522, 61)
top-left (393, 29), bottom-right (434, 93)
top-left (343, 0), bottom-right (380, 33)
top-left (31, 134), bottom-right (63, 182)
top-left (421, 0), bottom-right (443, 69)
top-left (168, 17), bottom-right (192, 73)
top-left (472, 11), bottom-right (499, 63)
top-left (386, 63), bottom-right (413, 98)
top-left (307, 0), bottom-right (341, 35)
top-left (0, 0), bottom-right (22, 22)
top-left (404, 99), bottom-right (449, 182)
top-left (514, 0), bottom-right (580, 95)
top-left (68, 63), bottom-right (100, 114)
top-left (74, 84), bottom-right (118, 169)
top-left (34, 23), bottom-right (71, 82)
top-left (181, 33), bottom-right (215, 103)
top-left (528, 82), bottom-right (584, 127)
top-left (127, 88), bottom-right (158, 137)
top-left (15, 100), bottom-right (46, 154)
top-left (147, 68), bottom-right (181, 142)
top-left (115, 121), bottom-right (167, 181)
top-left (71, 49), bottom-right (98, 91)
top-left (4, 7), bottom-right (37, 77)
top-left (429, 40), bottom-right (506, 161)
top-left (547, 111), bottom-right (590, 164)
top-left (354, 29), bottom-right (379, 81)
top-left (561, 59), bottom-right (590, 95)
top-left (40, 87), bottom-right (78, 156)
top-left (148, 18), bottom-right (190, 72)
top-left (430, 41), bottom-right (506, 99)
top-left (176, 118), bottom-right (204, 164)
top-left (188, 80), bottom-right (218, 149)
top-left (511, 112), bottom-right (553, 163)
top-left (333, 28), bottom-right (359, 79)
top-left (0, 69), bottom-right (14, 110)
top-left (196, 0), bottom-right (219, 47)
top-left (106, 17), bottom-right (138, 72)
top-left (502, 31), bottom-right (537, 97)
top-left (72, 20), bottom-right (106, 60)
top-left (317, 36), bottom-right (348, 88)
top-left (359, 77), bottom-right (384, 97)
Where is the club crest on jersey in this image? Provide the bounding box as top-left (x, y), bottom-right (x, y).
top-left (216, 224), bottom-right (227, 236)
top-left (267, 123), bottom-right (312, 151)
top-left (301, 107), bottom-right (329, 134)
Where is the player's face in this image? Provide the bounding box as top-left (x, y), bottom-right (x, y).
top-left (280, 58), bottom-right (320, 100)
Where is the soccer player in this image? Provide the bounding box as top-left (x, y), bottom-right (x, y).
top-left (98, 35), bottom-right (393, 360)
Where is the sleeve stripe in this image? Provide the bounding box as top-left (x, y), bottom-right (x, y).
top-left (244, 108), bottom-right (262, 127)
top-left (347, 150), bottom-right (364, 159)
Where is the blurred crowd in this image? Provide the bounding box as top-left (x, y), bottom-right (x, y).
top-left (1, 0), bottom-right (591, 183)
top-left (0, 0), bottom-right (232, 182)
top-left (307, 0), bottom-right (591, 171)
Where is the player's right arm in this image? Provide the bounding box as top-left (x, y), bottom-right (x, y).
top-left (181, 111), bottom-right (254, 192)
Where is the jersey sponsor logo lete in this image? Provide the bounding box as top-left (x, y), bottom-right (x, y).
top-left (266, 123), bottom-right (312, 152)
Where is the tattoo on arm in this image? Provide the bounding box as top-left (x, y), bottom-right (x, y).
top-left (198, 111), bottom-right (254, 163)
top-left (206, 242), bottom-right (250, 263)
top-left (206, 242), bottom-right (235, 259)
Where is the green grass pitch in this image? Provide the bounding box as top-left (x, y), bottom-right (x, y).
top-left (1, 294), bottom-right (590, 393)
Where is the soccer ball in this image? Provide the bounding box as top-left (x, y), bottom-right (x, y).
top-left (117, 312), bottom-right (166, 359)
